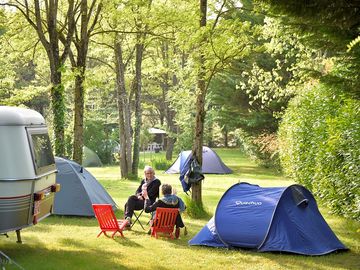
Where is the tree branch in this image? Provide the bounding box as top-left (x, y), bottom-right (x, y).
top-left (88, 56), bottom-right (114, 71)
top-left (88, 1), bottom-right (102, 36)
top-left (211, 0), bottom-right (227, 31)
top-left (60, 0), bottom-right (76, 64)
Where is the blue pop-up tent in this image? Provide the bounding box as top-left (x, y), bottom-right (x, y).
top-left (189, 182), bottom-right (347, 255)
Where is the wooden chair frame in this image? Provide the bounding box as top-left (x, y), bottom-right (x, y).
top-left (150, 207), bottom-right (179, 239)
top-left (92, 204), bottom-right (128, 238)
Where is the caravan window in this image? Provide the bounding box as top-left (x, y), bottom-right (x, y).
top-left (27, 128), bottom-right (56, 175)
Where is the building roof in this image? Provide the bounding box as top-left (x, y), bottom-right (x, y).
top-left (148, 128), bottom-right (166, 134)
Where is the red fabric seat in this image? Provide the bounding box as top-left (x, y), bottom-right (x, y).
top-left (150, 207), bottom-right (179, 239)
top-left (92, 204), bottom-right (128, 238)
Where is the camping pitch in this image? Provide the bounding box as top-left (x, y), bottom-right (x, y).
top-left (53, 157), bottom-right (117, 216)
top-left (165, 146), bottom-right (232, 174)
top-left (189, 182), bottom-right (347, 255)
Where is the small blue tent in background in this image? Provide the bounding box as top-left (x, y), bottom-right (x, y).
top-left (189, 182), bottom-right (347, 255)
top-left (165, 146), bottom-right (232, 174)
top-left (166, 146), bottom-right (232, 193)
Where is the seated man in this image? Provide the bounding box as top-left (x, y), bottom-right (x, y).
top-left (124, 166), bottom-right (161, 226)
top-left (142, 183), bottom-right (185, 238)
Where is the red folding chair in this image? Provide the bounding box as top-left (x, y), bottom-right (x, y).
top-left (92, 204), bottom-right (129, 238)
top-left (150, 207), bottom-right (179, 239)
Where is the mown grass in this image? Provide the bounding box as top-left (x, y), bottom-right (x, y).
top-left (1, 148), bottom-right (359, 270)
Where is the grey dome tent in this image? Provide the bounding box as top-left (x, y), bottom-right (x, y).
top-left (53, 157), bottom-right (117, 216)
top-left (82, 146), bottom-right (103, 167)
top-left (165, 146), bottom-right (232, 174)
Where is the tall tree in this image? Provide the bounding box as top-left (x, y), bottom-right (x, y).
top-left (1, 0), bottom-right (76, 156)
top-left (114, 34), bottom-right (133, 178)
top-left (0, 0), bottom-right (75, 156)
top-left (191, 0), bottom-right (207, 204)
top-left (190, 0), bottom-right (257, 203)
top-left (160, 42), bottom-right (180, 161)
top-left (131, 7), bottom-right (149, 177)
top-left (67, 0), bottom-right (102, 163)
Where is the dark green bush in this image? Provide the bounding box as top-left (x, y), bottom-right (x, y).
top-left (279, 85), bottom-right (360, 220)
top-left (151, 158), bottom-right (173, 171)
top-left (83, 119), bottom-right (119, 165)
top-left (183, 196), bottom-right (209, 219)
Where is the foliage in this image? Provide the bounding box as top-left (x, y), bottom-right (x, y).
top-left (256, 0), bottom-right (360, 99)
top-left (347, 36), bottom-right (360, 52)
top-left (279, 85), bottom-right (360, 220)
top-left (168, 86), bottom-right (196, 152)
top-left (0, 11), bottom-right (50, 110)
top-left (207, 13), bottom-right (322, 166)
top-left (235, 129), bottom-right (280, 170)
top-left (150, 158), bottom-right (173, 171)
top-left (257, 0), bottom-right (360, 220)
top-left (83, 118), bottom-right (119, 165)
top-left (183, 194), bottom-right (209, 219)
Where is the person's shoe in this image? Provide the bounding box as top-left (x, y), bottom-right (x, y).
top-left (175, 227), bottom-right (180, 239)
top-left (124, 217), bottom-right (132, 230)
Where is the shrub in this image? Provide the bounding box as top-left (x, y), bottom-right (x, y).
top-left (151, 158), bottom-right (173, 171)
top-left (279, 85), bottom-right (360, 220)
top-left (183, 196), bottom-right (209, 219)
top-left (236, 129), bottom-right (281, 170)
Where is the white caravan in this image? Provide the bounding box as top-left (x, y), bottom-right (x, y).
top-left (0, 106), bottom-right (60, 242)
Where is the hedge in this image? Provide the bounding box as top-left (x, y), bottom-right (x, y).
top-left (279, 85), bottom-right (360, 220)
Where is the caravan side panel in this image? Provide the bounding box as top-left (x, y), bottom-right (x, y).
top-left (0, 126), bottom-right (35, 180)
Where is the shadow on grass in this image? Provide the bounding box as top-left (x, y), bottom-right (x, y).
top-left (43, 215), bottom-right (97, 227)
top-left (127, 229), bottom-right (148, 237)
top-left (44, 209), bottom-right (127, 228)
top-left (236, 165), bottom-right (282, 177)
top-left (113, 236), bottom-right (143, 247)
top-left (2, 244), bottom-right (134, 270)
top-left (248, 248), bottom-right (358, 270)
top-left (59, 238), bottom-right (89, 249)
top-left (187, 244), bottom-right (357, 270)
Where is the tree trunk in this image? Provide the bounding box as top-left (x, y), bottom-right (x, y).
top-left (159, 41), bottom-right (178, 161)
top-left (132, 40), bottom-right (144, 176)
top-left (72, 66), bottom-right (85, 163)
top-left (165, 136), bottom-right (175, 160)
top-left (191, 0), bottom-right (207, 204)
top-left (72, 0), bottom-right (88, 164)
top-left (47, 2), bottom-right (65, 157)
top-left (72, 0), bottom-right (101, 164)
top-left (223, 127), bottom-right (228, 147)
top-left (49, 65), bottom-right (66, 156)
top-left (115, 39), bottom-right (132, 178)
top-left (165, 83), bottom-right (178, 160)
top-left (191, 73), bottom-right (206, 202)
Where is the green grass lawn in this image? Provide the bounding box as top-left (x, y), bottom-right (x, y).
top-left (1, 148), bottom-right (359, 270)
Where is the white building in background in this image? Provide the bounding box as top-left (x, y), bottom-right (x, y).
top-left (147, 128), bottom-right (167, 152)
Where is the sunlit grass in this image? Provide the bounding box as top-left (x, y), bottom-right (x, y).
top-left (1, 148), bottom-right (359, 270)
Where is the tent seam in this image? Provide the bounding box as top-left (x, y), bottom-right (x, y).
top-left (257, 184), bottom-right (297, 250)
